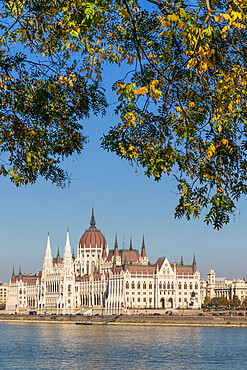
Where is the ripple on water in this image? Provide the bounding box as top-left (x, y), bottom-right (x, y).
top-left (1, 323), bottom-right (247, 369)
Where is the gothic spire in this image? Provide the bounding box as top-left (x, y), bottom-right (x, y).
top-left (64, 229), bottom-right (72, 260)
top-left (114, 234), bottom-right (119, 257)
top-left (90, 205), bottom-right (96, 228)
top-left (193, 254), bottom-right (196, 266)
top-left (72, 247), bottom-right (75, 259)
top-left (43, 233), bottom-right (53, 267)
top-left (141, 235), bottom-right (147, 258)
top-left (180, 255), bottom-right (184, 266)
top-left (57, 245), bottom-right (60, 258)
top-left (12, 266), bottom-right (15, 276)
top-left (19, 266), bottom-right (22, 276)
top-left (129, 237), bottom-right (133, 250)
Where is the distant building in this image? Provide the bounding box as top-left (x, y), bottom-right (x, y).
top-left (201, 269), bottom-right (247, 304)
top-left (0, 282), bottom-right (9, 307)
top-left (6, 209), bottom-right (201, 314)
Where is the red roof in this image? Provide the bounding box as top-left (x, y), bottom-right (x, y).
top-left (127, 265), bottom-right (156, 275)
top-left (155, 258), bottom-right (165, 270)
top-left (79, 227), bottom-right (106, 250)
top-left (79, 208), bottom-right (107, 250)
top-left (119, 250), bottom-right (140, 264)
top-left (175, 265), bottom-right (197, 275)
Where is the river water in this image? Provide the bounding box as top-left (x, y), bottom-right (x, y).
top-left (1, 322), bottom-right (247, 369)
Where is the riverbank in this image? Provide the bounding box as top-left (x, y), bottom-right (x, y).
top-left (1, 314), bottom-right (247, 327)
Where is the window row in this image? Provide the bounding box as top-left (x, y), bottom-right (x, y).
top-left (126, 282), bottom-right (152, 289)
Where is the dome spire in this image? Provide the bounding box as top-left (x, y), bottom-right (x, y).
top-left (90, 204), bottom-right (96, 228)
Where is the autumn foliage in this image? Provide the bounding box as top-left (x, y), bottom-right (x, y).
top-left (1, 0), bottom-right (247, 228)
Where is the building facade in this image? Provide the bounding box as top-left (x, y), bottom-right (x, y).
top-left (6, 210), bottom-right (201, 314)
top-left (201, 269), bottom-right (247, 304)
top-left (0, 282), bottom-right (9, 307)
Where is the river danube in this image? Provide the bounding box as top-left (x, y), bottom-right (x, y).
top-left (1, 322), bottom-right (247, 369)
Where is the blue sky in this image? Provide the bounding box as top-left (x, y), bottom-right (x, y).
top-left (1, 102), bottom-right (247, 283)
top-left (0, 57), bottom-right (247, 283)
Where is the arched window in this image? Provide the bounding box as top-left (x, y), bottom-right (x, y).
top-left (131, 282), bottom-right (135, 289)
top-left (68, 285), bottom-right (71, 293)
top-left (184, 283), bottom-right (187, 290)
top-left (159, 283), bottom-right (162, 289)
top-left (178, 283), bottom-right (182, 289)
top-left (190, 283), bottom-right (193, 290)
top-left (126, 282), bottom-right (129, 289)
top-left (195, 283), bottom-right (198, 290)
top-left (137, 282), bottom-right (141, 289)
top-left (167, 282), bottom-right (170, 289)
top-left (91, 261), bottom-right (95, 273)
top-left (163, 283), bottom-right (166, 289)
top-left (143, 282), bottom-right (146, 289)
top-left (149, 283), bottom-right (152, 289)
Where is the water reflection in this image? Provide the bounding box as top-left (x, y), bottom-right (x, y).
top-left (1, 323), bottom-right (247, 369)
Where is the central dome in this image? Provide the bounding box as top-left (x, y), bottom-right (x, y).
top-left (79, 209), bottom-right (106, 250)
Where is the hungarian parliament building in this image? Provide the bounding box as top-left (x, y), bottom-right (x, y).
top-left (7, 209), bottom-right (202, 314)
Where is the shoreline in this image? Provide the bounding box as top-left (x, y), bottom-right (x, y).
top-left (1, 315), bottom-right (247, 328)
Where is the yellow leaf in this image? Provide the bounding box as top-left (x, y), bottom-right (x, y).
top-left (214, 14), bottom-right (222, 23)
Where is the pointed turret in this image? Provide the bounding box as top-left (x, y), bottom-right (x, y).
top-left (43, 233), bottom-right (53, 269)
top-left (192, 254), bottom-right (197, 272)
top-left (63, 229), bottom-right (72, 261)
top-left (129, 237), bottom-right (133, 250)
top-left (141, 236), bottom-right (147, 258)
top-left (11, 267), bottom-right (15, 282)
top-left (18, 266), bottom-right (22, 280)
top-left (180, 255), bottom-right (184, 266)
top-left (193, 254), bottom-right (196, 265)
top-left (114, 234), bottom-right (119, 257)
top-left (56, 245), bottom-right (61, 264)
top-left (90, 206), bottom-right (96, 228)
